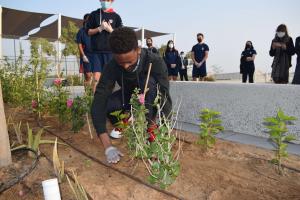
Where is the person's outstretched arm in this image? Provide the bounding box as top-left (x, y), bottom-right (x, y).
top-left (91, 62), bottom-right (123, 163)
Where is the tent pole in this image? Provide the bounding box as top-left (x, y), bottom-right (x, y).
top-left (141, 27), bottom-right (145, 48)
top-left (172, 33), bottom-right (176, 45)
top-left (13, 38), bottom-right (17, 66)
top-left (57, 13), bottom-right (62, 77)
top-left (0, 6), bottom-right (2, 62)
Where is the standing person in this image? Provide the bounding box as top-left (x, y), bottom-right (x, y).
top-left (163, 40), bottom-right (181, 81)
top-left (191, 33), bottom-right (209, 81)
top-left (76, 14), bottom-right (93, 86)
top-left (179, 51), bottom-right (188, 81)
top-left (292, 36), bottom-right (300, 84)
top-left (240, 41), bottom-right (257, 83)
top-left (86, 0), bottom-right (123, 92)
top-left (146, 38), bottom-right (159, 54)
top-left (91, 27), bottom-right (172, 164)
top-left (269, 24), bottom-right (295, 84)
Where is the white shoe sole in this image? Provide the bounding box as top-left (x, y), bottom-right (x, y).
top-left (110, 129), bottom-right (122, 139)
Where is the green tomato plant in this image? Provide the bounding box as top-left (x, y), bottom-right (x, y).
top-left (264, 109), bottom-right (297, 174)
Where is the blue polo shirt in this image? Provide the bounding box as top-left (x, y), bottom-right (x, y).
top-left (76, 27), bottom-right (92, 54)
top-left (192, 43), bottom-right (209, 63)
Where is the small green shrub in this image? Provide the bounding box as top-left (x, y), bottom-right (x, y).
top-left (197, 109), bottom-right (224, 151)
top-left (264, 109), bottom-right (297, 174)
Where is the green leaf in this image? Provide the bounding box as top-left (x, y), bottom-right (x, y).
top-left (277, 109), bottom-right (285, 120)
top-left (152, 162), bottom-right (160, 170)
top-left (264, 117), bottom-right (278, 124)
top-left (207, 137), bottom-right (216, 148)
top-left (284, 135), bottom-right (296, 142)
top-left (159, 183), bottom-right (167, 189)
top-left (110, 110), bottom-right (122, 117)
top-left (27, 123), bottom-right (33, 148)
top-left (271, 159), bottom-right (279, 164)
top-left (266, 125), bottom-right (284, 133)
top-left (11, 144), bottom-right (27, 151)
top-left (119, 113), bottom-right (129, 120)
top-left (270, 132), bottom-right (281, 139)
top-left (32, 128), bottom-right (43, 151)
top-left (148, 175), bottom-right (157, 184)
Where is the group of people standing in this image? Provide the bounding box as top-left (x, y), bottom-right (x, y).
top-left (160, 33), bottom-right (209, 82)
top-left (149, 23), bottom-right (300, 85)
top-left (75, 1), bottom-right (299, 164)
top-left (240, 24), bottom-right (300, 84)
top-left (76, 0), bottom-right (173, 164)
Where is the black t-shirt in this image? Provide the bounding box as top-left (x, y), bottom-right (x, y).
top-left (241, 49), bottom-right (257, 67)
top-left (147, 47), bottom-right (159, 54)
top-left (86, 9), bottom-right (122, 53)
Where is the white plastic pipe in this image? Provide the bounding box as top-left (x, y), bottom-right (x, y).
top-left (42, 178), bottom-right (61, 200)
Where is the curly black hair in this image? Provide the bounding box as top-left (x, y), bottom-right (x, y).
top-left (109, 27), bottom-right (138, 54)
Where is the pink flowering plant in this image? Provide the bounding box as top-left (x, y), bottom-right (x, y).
top-left (31, 100), bottom-right (38, 109)
top-left (48, 78), bottom-right (71, 126)
top-left (138, 94), bottom-right (145, 105)
top-left (124, 88), bottom-right (149, 158)
top-left (67, 99), bottom-right (73, 108)
top-left (122, 88), bottom-right (181, 189)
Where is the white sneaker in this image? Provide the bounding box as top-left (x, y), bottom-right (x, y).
top-left (110, 128), bottom-right (123, 139)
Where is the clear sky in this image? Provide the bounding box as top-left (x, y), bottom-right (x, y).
top-left (1, 0), bottom-right (300, 73)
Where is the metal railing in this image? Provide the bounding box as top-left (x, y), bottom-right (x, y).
top-left (0, 56), bottom-right (81, 77)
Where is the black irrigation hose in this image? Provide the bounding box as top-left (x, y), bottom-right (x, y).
top-left (0, 148), bottom-right (39, 194)
top-left (40, 152), bottom-right (94, 200)
top-left (38, 121), bottom-right (184, 200)
top-left (174, 131), bottom-right (300, 174)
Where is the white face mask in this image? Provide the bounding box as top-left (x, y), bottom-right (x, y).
top-left (277, 32), bottom-right (285, 38)
top-left (169, 44), bottom-right (174, 49)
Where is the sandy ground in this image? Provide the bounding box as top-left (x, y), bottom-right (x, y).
top-left (1, 107), bottom-right (300, 200)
